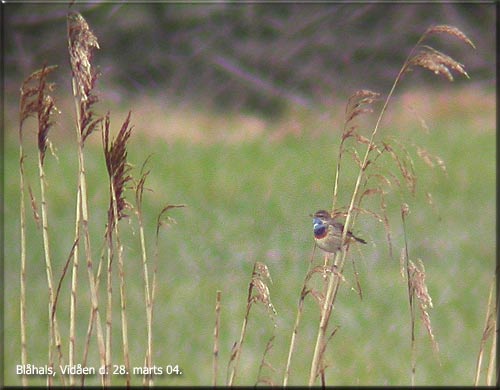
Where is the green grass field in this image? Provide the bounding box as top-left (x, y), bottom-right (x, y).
top-left (3, 87), bottom-right (495, 385)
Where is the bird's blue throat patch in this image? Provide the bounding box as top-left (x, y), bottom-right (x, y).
top-left (313, 219), bottom-right (328, 239)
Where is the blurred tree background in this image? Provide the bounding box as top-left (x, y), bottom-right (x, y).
top-left (3, 2), bottom-right (495, 117)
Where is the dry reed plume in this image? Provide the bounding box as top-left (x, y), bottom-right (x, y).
top-left (19, 64), bottom-right (63, 387)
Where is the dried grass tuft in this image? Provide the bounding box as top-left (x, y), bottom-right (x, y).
top-left (103, 111), bottom-right (133, 224)
top-left (382, 139), bottom-right (417, 195)
top-left (424, 25), bottom-right (476, 49)
top-left (345, 90), bottom-right (381, 127)
top-left (408, 259), bottom-right (438, 353)
top-left (67, 11), bottom-right (101, 142)
top-left (19, 65), bottom-right (59, 130)
top-left (67, 11), bottom-right (100, 100)
top-left (404, 25), bottom-right (474, 82)
top-left (407, 46), bottom-right (469, 81)
top-left (250, 262), bottom-right (276, 317)
top-left (155, 204), bottom-right (186, 237)
top-left (19, 65), bottom-right (59, 163)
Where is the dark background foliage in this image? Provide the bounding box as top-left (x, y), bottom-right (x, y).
top-left (3, 3), bottom-right (495, 117)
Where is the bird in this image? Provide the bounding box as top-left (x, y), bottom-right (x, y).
top-left (311, 209), bottom-right (366, 253)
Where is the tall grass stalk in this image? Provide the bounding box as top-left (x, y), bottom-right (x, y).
top-left (37, 130), bottom-right (65, 387)
top-left (67, 11), bottom-right (106, 384)
top-left (18, 143), bottom-right (28, 387)
top-left (134, 167), bottom-right (187, 387)
top-left (68, 145), bottom-right (84, 379)
top-left (149, 203), bottom-right (186, 382)
top-left (18, 76), bottom-right (31, 389)
top-left (18, 65), bottom-right (66, 386)
top-left (401, 203), bottom-right (417, 385)
top-left (213, 290), bottom-right (222, 387)
top-left (103, 111), bottom-right (133, 386)
top-left (80, 236), bottom-right (107, 386)
top-left (69, 196), bottom-right (79, 387)
top-left (401, 204), bottom-right (441, 384)
top-left (227, 262), bottom-right (275, 386)
top-left (104, 220), bottom-right (113, 387)
top-left (474, 277), bottom-right (496, 386)
top-left (134, 161), bottom-right (154, 386)
top-left (282, 247), bottom-right (316, 386)
top-left (18, 65), bottom-right (58, 387)
top-left (307, 25), bottom-right (474, 386)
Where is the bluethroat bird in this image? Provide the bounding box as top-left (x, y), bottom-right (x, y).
top-left (312, 210), bottom-right (367, 253)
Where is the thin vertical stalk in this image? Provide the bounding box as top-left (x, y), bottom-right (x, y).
top-left (67, 12), bottom-right (106, 383)
top-left (80, 244), bottom-right (105, 386)
top-left (307, 253), bottom-right (341, 385)
top-left (33, 67), bottom-right (67, 386)
top-left (18, 64), bottom-right (60, 386)
top-left (37, 152), bottom-right (54, 386)
top-left (37, 150), bottom-right (66, 386)
top-left (134, 169), bottom-right (154, 385)
top-left (137, 209), bottom-right (153, 386)
top-left (283, 248), bottom-right (316, 386)
top-left (105, 230), bottom-right (113, 387)
top-left (18, 142), bottom-right (28, 387)
top-left (102, 111), bottom-right (133, 386)
top-left (213, 291), bottom-right (222, 387)
top-left (149, 203), bottom-right (186, 378)
top-left (116, 229), bottom-right (131, 387)
top-left (474, 277), bottom-right (496, 386)
top-left (227, 303), bottom-right (251, 386)
top-left (109, 177), bottom-right (131, 386)
top-left (486, 324), bottom-right (496, 386)
top-left (69, 185), bottom-right (81, 386)
top-left (283, 288), bottom-right (306, 386)
top-left (72, 86), bottom-right (107, 385)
